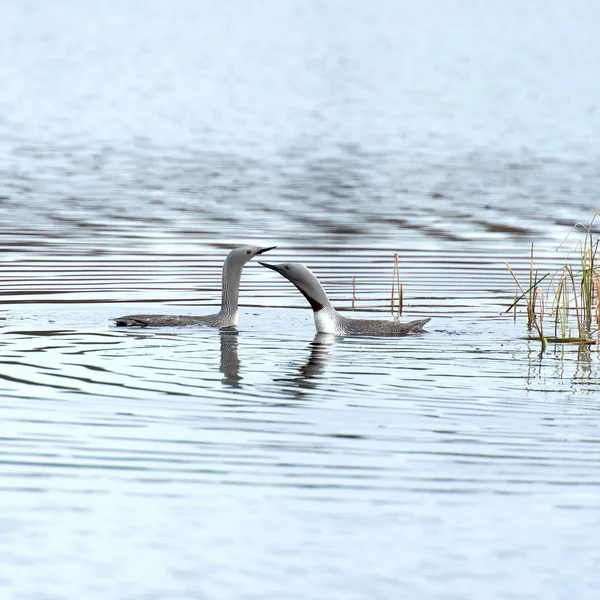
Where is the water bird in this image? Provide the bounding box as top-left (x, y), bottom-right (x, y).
top-left (114, 245), bottom-right (276, 327)
top-left (259, 261), bottom-right (430, 336)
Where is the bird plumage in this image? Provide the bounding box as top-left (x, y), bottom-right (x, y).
top-left (259, 261), bottom-right (430, 336)
top-left (114, 245), bottom-right (275, 327)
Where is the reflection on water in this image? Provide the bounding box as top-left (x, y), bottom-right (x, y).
top-left (525, 340), bottom-right (600, 395)
top-left (273, 333), bottom-right (335, 399)
top-left (1, 312), bottom-right (600, 598)
top-left (220, 328), bottom-right (241, 388)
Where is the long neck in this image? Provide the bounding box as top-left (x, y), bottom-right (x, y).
top-left (220, 258), bottom-right (243, 315)
top-left (295, 275), bottom-right (339, 334)
top-left (313, 306), bottom-right (341, 334)
top-left (299, 276), bottom-right (333, 313)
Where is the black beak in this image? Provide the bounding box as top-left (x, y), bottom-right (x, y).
top-left (256, 246), bottom-right (277, 255)
top-left (258, 261), bottom-right (283, 273)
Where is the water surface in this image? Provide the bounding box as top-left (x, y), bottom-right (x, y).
top-left (1, 1), bottom-right (600, 598)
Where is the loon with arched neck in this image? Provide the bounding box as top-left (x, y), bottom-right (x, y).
top-left (259, 261), bottom-right (430, 336)
top-left (113, 245), bottom-right (276, 327)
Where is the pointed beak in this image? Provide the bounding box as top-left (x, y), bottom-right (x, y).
top-left (258, 261), bottom-right (283, 274)
top-left (256, 246), bottom-right (276, 255)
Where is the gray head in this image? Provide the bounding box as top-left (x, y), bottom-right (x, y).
top-left (219, 245), bottom-right (276, 314)
top-left (226, 245), bottom-right (277, 266)
top-left (258, 262), bottom-right (331, 312)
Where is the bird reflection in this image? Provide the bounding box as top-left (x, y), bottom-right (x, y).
top-left (219, 328), bottom-right (241, 388)
top-left (275, 333), bottom-right (336, 399)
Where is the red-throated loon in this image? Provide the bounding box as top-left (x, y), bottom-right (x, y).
top-left (259, 261), bottom-right (430, 336)
top-left (113, 245), bottom-right (276, 327)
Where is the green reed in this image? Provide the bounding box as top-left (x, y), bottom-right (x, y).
top-left (390, 252), bottom-right (403, 318)
top-left (505, 210), bottom-right (600, 353)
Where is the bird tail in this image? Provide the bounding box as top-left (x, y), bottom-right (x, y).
top-left (407, 318), bottom-right (431, 331)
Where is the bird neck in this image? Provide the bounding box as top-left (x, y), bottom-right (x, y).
top-left (295, 275), bottom-right (333, 314)
top-left (314, 306), bottom-right (341, 334)
top-left (220, 259), bottom-right (243, 316)
top-left (296, 282), bottom-right (340, 333)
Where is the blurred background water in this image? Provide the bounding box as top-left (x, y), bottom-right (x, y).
top-left (1, 1), bottom-right (600, 598)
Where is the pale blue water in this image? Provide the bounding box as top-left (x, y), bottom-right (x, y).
top-left (1, 1), bottom-right (600, 599)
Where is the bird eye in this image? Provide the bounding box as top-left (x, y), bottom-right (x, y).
top-left (246, 250), bottom-right (252, 254)
top-left (285, 265), bottom-right (290, 270)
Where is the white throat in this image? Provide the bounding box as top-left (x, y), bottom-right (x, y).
top-left (226, 308), bottom-right (239, 326)
top-left (314, 309), bottom-right (337, 334)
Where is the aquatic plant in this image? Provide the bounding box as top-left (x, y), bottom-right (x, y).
top-left (505, 210), bottom-right (600, 352)
top-left (350, 253), bottom-right (404, 317)
top-left (390, 252), bottom-right (403, 318)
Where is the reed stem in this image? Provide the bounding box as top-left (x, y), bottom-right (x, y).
top-left (505, 210), bottom-right (600, 348)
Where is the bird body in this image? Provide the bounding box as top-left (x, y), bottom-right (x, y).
top-left (114, 245), bottom-right (275, 327)
top-left (113, 313), bottom-right (228, 328)
top-left (259, 261), bottom-right (430, 336)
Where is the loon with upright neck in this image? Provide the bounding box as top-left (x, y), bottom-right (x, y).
top-left (114, 245), bottom-right (275, 327)
top-left (259, 261), bottom-right (430, 336)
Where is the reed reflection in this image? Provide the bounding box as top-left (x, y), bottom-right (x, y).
top-left (525, 338), bottom-right (600, 394)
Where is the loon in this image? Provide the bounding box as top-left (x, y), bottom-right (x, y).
top-left (114, 245), bottom-right (276, 327)
top-left (259, 261), bottom-right (430, 336)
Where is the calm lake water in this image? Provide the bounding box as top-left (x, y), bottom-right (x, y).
top-left (2, 1), bottom-right (600, 598)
